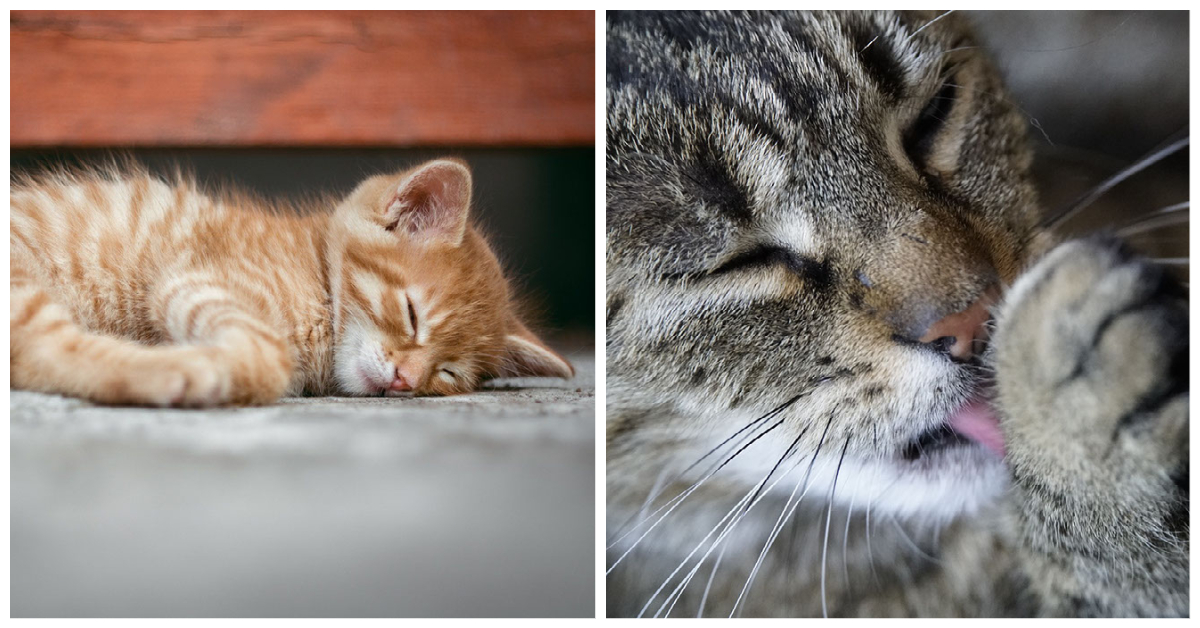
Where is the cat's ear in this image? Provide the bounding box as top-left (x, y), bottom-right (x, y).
top-left (499, 320), bottom-right (575, 380)
top-left (382, 159), bottom-right (472, 245)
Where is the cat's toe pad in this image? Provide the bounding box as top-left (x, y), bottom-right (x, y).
top-left (992, 236), bottom-right (1187, 458)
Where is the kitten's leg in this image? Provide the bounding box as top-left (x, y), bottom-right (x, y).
top-left (148, 272), bottom-right (294, 406)
top-left (11, 262), bottom-right (229, 406)
top-left (991, 237), bottom-right (1187, 617)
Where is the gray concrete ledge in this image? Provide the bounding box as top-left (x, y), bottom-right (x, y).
top-left (11, 351), bottom-right (595, 618)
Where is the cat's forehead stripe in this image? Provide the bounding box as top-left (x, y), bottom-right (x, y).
top-left (343, 246), bottom-right (407, 287)
top-left (350, 267), bottom-right (386, 319)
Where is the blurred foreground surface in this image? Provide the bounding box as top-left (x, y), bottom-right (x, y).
top-left (11, 350), bottom-right (594, 617)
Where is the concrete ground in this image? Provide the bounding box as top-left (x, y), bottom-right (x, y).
top-left (10, 350), bottom-right (595, 618)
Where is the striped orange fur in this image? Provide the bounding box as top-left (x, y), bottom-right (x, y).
top-left (10, 158), bottom-right (574, 407)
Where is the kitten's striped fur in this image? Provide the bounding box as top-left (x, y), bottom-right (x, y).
top-left (11, 158), bottom-right (573, 406)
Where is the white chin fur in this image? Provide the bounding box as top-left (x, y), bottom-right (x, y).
top-left (715, 443), bottom-right (1007, 525)
top-left (816, 448), bottom-right (1008, 523)
top-left (332, 320), bottom-right (392, 395)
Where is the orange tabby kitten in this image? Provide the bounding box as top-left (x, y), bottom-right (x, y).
top-left (10, 158), bottom-right (574, 406)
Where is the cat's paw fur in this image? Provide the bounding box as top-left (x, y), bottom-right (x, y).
top-left (105, 347), bottom-right (233, 408)
top-left (991, 236), bottom-right (1188, 616)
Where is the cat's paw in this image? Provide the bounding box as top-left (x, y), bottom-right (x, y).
top-left (990, 236), bottom-right (1188, 616)
top-left (108, 348), bottom-right (233, 408)
top-left (992, 236), bottom-right (1187, 474)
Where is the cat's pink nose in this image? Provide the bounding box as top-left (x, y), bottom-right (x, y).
top-left (389, 370), bottom-right (413, 391)
top-left (918, 286), bottom-right (998, 361)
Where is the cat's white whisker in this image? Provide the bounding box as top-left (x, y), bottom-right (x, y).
top-left (1117, 201), bottom-right (1189, 237)
top-left (696, 539), bottom-right (729, 618)
top-left (1039, 134), bottom-right (1189, 231)
top-left (890, 515), bottom-right (943, 564)
top-left (609, 414), bottom-right (788, 573)
top-left (905, 10), bottom-right (954, 43)
top-left (654, 421), bottom-right (816, 617)
top-left (865, 495), bottom-right (879, 587)
top-left (658, 412), bottom-right (828, 617)
top-left (864, 475), bottom-right (903, 589)
top-left (608, 394), bottom-right (806, 550)
top-left (843, 484), bottom-right (857, 591)
top-left (641, 449), bottom-right (803, 618)
top-left (635, 463), bottom-right (677, 528)
top-left (821, 437), bottom-right (852, 618)
top-left (730, 413), bottom-right (837, 617)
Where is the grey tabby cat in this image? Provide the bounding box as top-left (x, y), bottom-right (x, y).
top-left (606, 10), bottom-right (1187, 617)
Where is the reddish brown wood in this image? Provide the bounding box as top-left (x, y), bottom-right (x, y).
top-left (11, 10), bottom-right (595, 147)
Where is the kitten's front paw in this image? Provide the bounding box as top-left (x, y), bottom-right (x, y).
top-left (114, 348), bottom-right (233, 408)
top-left (993, 236), bottom-right (1187, 472)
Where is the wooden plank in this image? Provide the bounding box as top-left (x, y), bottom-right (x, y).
top-left (11, 10), bottom-right (595, 147)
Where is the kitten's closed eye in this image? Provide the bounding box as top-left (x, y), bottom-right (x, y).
top-left (403, 291), bottom-right (419, 338)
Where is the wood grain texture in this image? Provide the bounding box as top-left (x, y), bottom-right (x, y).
top-left (11, 11), bottom-right (595, 147)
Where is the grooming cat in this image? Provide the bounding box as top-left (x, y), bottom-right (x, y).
top-left (11, 158), bottom-right (574, 406)
top-left (606, 11), bottom-right (1187, 617)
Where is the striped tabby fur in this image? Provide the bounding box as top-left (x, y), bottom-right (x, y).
top-left (606, 11), bottom-right (1186, 617)
top-left (11, 158), bottom-right (573, 407)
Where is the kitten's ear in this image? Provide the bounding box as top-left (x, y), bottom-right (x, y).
top-left (499, 320), bottom-right (575, 380)
top-left (383, 159), bottom-right (471, 245)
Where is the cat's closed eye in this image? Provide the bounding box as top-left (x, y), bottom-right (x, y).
top-left (710, 245), bottom-right (828, 284)
top-left (403, 291), bottom-right (419, 338)
top-left (903, 76), bottom-right (958, 169)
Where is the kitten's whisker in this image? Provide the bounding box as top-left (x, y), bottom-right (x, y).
top-left (1004, 13), bottom-right (1134, 54)
top-left (640, 484), bottom-right (760, 617)
top-left (821, 436), bottom-right (852, 618)
top-left (937, 45), bottom-right (980, 57)
top-left (682, 392), bottom-right (806, 478)
top-left (1149, 257), bottom-right (1189, 266)
top-left (745, 424), bottom-right (810, 510)
top-left (940, 82), bottom-right (1054, 145)
top-left (1038, 132), bottom-right (1189, 231)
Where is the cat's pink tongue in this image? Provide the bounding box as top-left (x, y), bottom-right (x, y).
top-left (948, 399), bottom-right (1005, 458)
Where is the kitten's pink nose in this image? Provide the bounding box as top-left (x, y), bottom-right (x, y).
top-left (389, 369), bottom-right (413, 391)
top-left (918, 286), bottom-right (998, 361)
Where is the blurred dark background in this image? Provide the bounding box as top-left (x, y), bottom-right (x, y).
top-left (969, 10), bottom-right (1187, 163)
top-left (966, 10), bottom-right (1188, 277)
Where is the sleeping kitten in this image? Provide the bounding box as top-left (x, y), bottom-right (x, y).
top-left (606, 11), bottom-right (1187, 617)
top-left (11, 158), bottom-right (574, 406)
